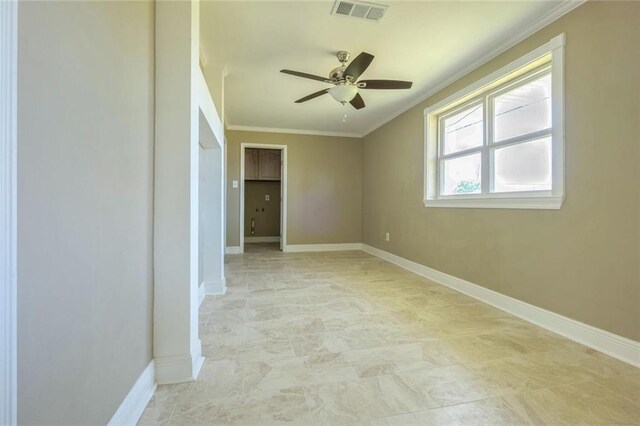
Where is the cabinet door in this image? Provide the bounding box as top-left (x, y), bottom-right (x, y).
top-left (258, 149), bottom-right (281, 181)
top-left (245, 148), bottom-right (259, 180)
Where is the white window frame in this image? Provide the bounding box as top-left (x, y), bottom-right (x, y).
top-left (424, 34), bottom-right (565, 209)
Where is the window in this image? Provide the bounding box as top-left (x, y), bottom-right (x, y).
top-left (424, 34), bottom-right (565, 209)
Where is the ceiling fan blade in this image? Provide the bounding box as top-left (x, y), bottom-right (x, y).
top-left (357, 79), bottom-right (413, 90)
top-left (280, 69), bottom-right (331, 83)
top-left (344, 52), bottom-right (374, 81)
top-left (295, 89), bottom-right (329, 103)
top-left (349, 93), bottom-right (366, 110)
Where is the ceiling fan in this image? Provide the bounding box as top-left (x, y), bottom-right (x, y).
top-left (280, 51), bottom-right (412, 110)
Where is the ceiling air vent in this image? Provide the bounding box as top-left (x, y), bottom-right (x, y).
top-left (331, 0), bottom-right (389, 23)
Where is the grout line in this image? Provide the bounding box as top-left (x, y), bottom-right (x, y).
top-left (343, 356), bottom-right (361, 380)
top-left (418, 377), bottom-right (594, 414)
top-left (222, 250), bottom-right (639, 423)
top-left (590, 379), bottom-right (640, 410)
top-left (165, 404), bottom-right (177, 426)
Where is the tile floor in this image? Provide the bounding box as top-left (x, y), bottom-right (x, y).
top-left (139, 245), bottom-right (640, 425)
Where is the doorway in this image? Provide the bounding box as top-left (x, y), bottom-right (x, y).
top-left (240, 144), bottom-right (287, 253)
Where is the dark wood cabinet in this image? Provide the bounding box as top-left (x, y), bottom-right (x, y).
top-left (245, 148), bottom-right (280, 181)
top-left (244, 149), bottom-right (259, 180)
top-left (258, 149), bottom-right (281, 181)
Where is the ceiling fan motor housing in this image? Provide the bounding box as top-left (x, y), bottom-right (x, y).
top-left (330, 51), bottom-right (352, 81)
top-left (329, 65), bottom-right (346, 80)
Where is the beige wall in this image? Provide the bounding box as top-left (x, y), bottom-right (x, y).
top-left (17, 1), bottom-right (155, 424)
top-left (362, 1), bottom-right (640, 341)
top-left (245, 180), bottom-right (281, 237)
top-left (226, 130), bottom-right (362, 246)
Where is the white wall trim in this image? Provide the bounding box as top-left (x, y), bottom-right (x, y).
top-left (245, 236), bottom-right (281, 243)
top-left (108, 361), bottom-right (156, 426)
top-left (361, 244), bottom-right (640, 368)
top-left (154, 351), bottom-right (204, 385)
top-left (361, 0), bottom-right (585, 137)
top-left (240, 143), bottom-right (287, 254)
top-left (203, 279), bottom-right (227, 296)
top-left (225, 246), bottom-right (242, 254)
top-left (0, 1), bottom-right (18, 424)
top-left (153, 0), bottom-right (204, 388)
top-left (422, 34), bottom-right (565, 210)
top-left (227, 1), bottom-right (585, 141)
top-left (198, 283), bottom-right (205, 306)
top-left (197, 69), bottom-right (223, 148)
top-left (284, 243), bottom-right (363, 253)
top-left (227, 124), bottom-right (361, 139)
top-left (422, 196), bottom-right (563, 210)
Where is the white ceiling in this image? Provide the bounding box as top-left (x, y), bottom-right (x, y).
top-left (201, 1), bottom-right (577, 137)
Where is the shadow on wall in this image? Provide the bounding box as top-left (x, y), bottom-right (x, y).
top-left (244, 180), bottom-right (281, 237)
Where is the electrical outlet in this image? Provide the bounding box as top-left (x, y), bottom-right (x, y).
top-left (385, 232), bottom-right (390, 241)
top-left (232, 180), bottom-right (238, 189)
top-left (265, 194), bottom-right (270, 201)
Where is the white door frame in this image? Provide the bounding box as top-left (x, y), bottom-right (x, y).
top-left (239, 143), bottom-right (287, 253)
top-left (1, 1), bottom-right (18, 424)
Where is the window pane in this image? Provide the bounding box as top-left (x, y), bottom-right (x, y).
top-left (493, 137), bottom-right (551, 193)
top-left (494, 73), bottom-right (551, 142)
top-left (442, 104), bottom-right (483, 155)
top-left (442, 153), bottom-right (481, 195)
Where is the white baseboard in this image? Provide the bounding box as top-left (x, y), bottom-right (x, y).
top-left (245, 236), bottom-right (280, 243)
top-left (198, 283), bottom-right (205, 306)
top-left (284, 243), bottom-right (363, 253)
top-left (361, 244), bottom-right (640, 368)
top-left (108, 360), bottom-right (156, 426)
top-left (154, 349), bottom-right (204, 385)
top-left (225, 246), bottom-right (242, 254)
top-left (204, 279), bottom-right (227, 296)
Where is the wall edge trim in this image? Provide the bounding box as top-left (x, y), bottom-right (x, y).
top-left (361, 0), bottom-right (587, 137)
top-left (0, 2), bottom-right (17, 424)
top-left (284, 243), bottom-right (363, 253)
top-left (198, 283), bottom-right (205, 306)
top-left (361, 244), bottom-right (640, 368)
top-left (154, 352), bottom-right (204, 385)
top-left (245, 236), bottom-right (281, 243)
top-left (226, 124), bottom-right (362, 139)
top-left (225, 246), bottom-right (242, 254)
top-left (204, 279), bottom-right (227, 296)
top-left (107, 360), bottom-right (156, 426)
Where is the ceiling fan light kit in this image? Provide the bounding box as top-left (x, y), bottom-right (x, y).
top-left (328, 84), bottom-right (358, 103)
top-left (280, 50), bottom-right (413, 110)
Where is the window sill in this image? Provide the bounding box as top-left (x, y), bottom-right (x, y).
top-left (423, 196), bottom-right (564, 210)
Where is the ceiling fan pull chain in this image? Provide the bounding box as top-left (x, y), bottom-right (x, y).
top-left (342, 104), bottom-right (348, 123)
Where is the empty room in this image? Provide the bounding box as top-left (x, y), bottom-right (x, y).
top-left (2, 0), bottom-right (639, 425)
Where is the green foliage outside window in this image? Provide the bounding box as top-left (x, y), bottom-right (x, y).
top-left (453, 180), bottom-right (480, 194)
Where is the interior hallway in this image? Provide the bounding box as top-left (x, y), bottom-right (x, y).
top-left (139, 249), bottom-right (640, 425)
top-left (244, 242), bottom-right (281, 254)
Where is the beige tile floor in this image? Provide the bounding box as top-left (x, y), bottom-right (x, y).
top-left (139, 244), bottom-right (640, 425)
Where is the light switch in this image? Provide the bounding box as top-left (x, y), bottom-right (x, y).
top-left (232, 180), bottom-right (238, 188)
top-left (265, 194), bottom-right (270, 201)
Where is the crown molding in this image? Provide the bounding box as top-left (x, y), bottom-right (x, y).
top-left (227, 1), bottom-right (585, 140)
top-left (359, 0), bottom-right (586, 137)
top-left (226, 124), bottom-right (362, 139)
